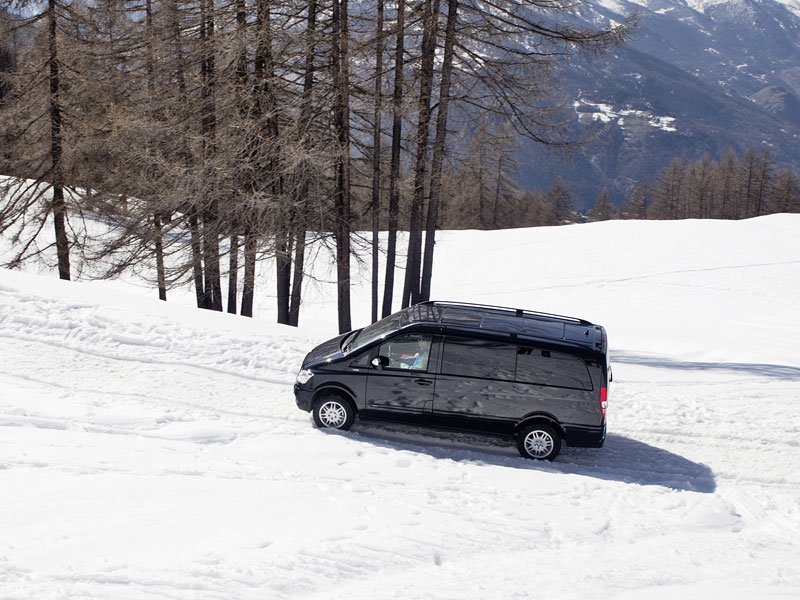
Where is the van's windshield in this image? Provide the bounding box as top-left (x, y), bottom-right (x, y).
top-left (343, 309), bottom-right (413, 354)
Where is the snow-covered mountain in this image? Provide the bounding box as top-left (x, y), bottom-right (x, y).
top-left (519, 0), bottom-right (800, 207)
top-left (2, 215), bottom-right (800, 598)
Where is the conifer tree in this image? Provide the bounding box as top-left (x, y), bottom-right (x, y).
top-left (547, 177), bottom-right (575, 225)
top-left (590, 188), bottom-right (614, 221)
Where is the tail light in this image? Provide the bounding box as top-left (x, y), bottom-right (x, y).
top-left (600, 387), bottom-right (608, 418)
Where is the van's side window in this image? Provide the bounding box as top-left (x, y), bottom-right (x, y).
top-left (515, 347), bottom-right (593, 390)
top-left (349, 350), bottom-right (372, 368)
top-left (377, 334), bottom-right (433, 371)
top-left (442, 337), bottom-right (516, 381)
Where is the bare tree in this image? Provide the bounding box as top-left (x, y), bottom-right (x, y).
top-left (420, 0), bottom-right (458, 301)
top-left (369, 0), bottom-right (385, 323)
top-left (0, 0), bottom-right (98, 279)
top-left (381, 0), bottom-right (407, 318)
top-left (332, 0), bottom-right (352, 333)
top-left (771, 167), bottom-right (800, 214)
top-left (547, 176), bottom-right (575, 224)
top-left (288, 0), bottom-right (321, 327)
top-left (653, 157), bottom-right (687, 219)
top-left (401, 0), bottom-right (440, 307)
top-left (589, 188), bottom-right (614, 221)
top-left (622, 147), bottom-right (799, 221)
top-left (1, 0), bottom-right (633, 328)
top-left (621, 181), bottom-right (652, 219)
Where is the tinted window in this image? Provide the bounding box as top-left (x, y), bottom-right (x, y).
top-left (377, 334), bottom-right (433, 371)
top-left (442, 337), bottom-right (516, 381)
top-left (515, 347), bottom-right (592, 390)
top-left (345, 308), bottom-right (416, 353)
top-left (349, 350), bottom-right (372, 368)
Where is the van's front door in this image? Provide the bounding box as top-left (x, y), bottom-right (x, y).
top-left (364, 333), bottom-right (435, 414)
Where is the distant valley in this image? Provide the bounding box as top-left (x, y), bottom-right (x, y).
top-left (518, 0), bottom-right (800, 208)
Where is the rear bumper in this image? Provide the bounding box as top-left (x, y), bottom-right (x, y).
top-left (564, 421), bottom-right (606, 448)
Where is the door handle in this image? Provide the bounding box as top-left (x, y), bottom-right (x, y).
top-left (414, 378), bottom-right (433, 386)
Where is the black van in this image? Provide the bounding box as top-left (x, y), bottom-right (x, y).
top-left (294, 301), bottom-right (610, 460)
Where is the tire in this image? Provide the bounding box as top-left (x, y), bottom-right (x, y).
top-left (517, 422), bottom-right (561, 461)
top-left (312, 393), bottom-right (355, 431)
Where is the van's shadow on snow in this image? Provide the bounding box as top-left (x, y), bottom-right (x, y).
top-left (614, 352), bottom-right (800, 381)
top-left (340, 422), bottom-right (716, 494)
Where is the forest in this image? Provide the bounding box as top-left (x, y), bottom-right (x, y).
top-left (0, 0), bottom-right (630, 331)
top-left (1, 1), bottom-right (796, 332)
top-left (515, 148), bottom-right (800, 226)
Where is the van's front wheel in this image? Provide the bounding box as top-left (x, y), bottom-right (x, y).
top-left (312, 393), bottom-right (355, 431)
top-left (517, 423), bottom-right (561, 461)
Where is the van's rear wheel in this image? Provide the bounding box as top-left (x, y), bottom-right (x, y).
top-left (517, 423), bottom-right (561, 461)
top-left (312, 393), bottom-right (355, 431)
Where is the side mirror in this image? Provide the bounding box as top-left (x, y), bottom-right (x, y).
top-left (371, 356), bottom-right (389, 369)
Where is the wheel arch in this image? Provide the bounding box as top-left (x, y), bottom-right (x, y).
top-left (515, 413), bottom-right (565, 438)
top-left (312, 384), bottom-right (359, 413)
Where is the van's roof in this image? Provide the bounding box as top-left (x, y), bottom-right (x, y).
top-left (403, 301), bottom-right (605, 351)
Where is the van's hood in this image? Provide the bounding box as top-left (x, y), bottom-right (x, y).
top-left (302, 332), bottom-right (353, 368)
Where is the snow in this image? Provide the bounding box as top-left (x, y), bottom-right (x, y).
top-left (2, 214), bottom-right (800, 598)
top-left (574, 99), bottom-right (679, 132)
top-left (596, 0), bottom-right (631, 13)
top-left (603, 0), bottom-right (800, 18)
top-left (690, 0), bottom-right (800, 17)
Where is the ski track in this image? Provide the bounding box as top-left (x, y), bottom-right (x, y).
top-left (2, 320), bottom-right (800, 598)
top-left (2, 221), bottom-right (800, 598)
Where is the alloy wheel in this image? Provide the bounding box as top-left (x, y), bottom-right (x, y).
top-left (318, 401), bottom-right (348, 428)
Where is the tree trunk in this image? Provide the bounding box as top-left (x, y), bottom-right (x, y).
top-left (200, 188), bottom-right (222, 311)
top-left (420, 0), bottom-right (458, 301)
top-left (288, 231), bottom-right (305, 326)
top-left (146, 0), bottom-right (165, 301)
top-left (154, 213), bottom-right (167, 301)
top-left (167, 1), bottom-right (200, 304)
top-left (48, 0), bottom-right (70, 281)
top-left (276, 231), bottom-right (291, 323)
top-left (228, 0), bottom-right (245, 315)
top-left (371, 0), bottom-right (385, 323)
top-left (241, 230), bottom-right (257, 317)
top-left (492, 155), bottom-right (503, 228)
top-left (381, 0), bottom-right (405, 318)
top-left (288, 0), bottom-right (318, 328)
top-left (477, 163), bottom-right (486, 225)
top-left (402, 0), bottom-right (440, 308)
top-left (254, 0), bottom-right (288, 323)
top-left (189, 210), bottom-right (205, 307)
top-left (332, 0), bottom-right (352, 333)
top-left (169, 0), bottom-right (187, 102)
top-left (200, 0), bottom-right (222, 311)
top-left (227, 231), bottom-right (238, 313)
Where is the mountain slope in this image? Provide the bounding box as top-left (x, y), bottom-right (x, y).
top-left (519, 0), bottom-right (800, 207)
top-left (1, 216), bottom-right (799, 598)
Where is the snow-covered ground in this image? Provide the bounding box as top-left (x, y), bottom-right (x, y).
top-left (1, 214), bottom-right (799, 599)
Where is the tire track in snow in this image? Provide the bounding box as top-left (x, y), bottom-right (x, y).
top-left (0, 331), bottom-right (295, 386)
top-left (0, 362), bottom-right (301, 425)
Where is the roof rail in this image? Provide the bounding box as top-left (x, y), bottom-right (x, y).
top-left (418, 300), bottom-right (593, 327)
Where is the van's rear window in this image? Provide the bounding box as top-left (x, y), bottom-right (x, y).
top-left (515, 348), bottom-right (593, 390)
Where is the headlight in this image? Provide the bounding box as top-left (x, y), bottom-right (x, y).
top-left (296, 369), bottom-right (314, 385)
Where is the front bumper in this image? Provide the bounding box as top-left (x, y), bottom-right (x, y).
top-left (294, 384), bottom-right (314, 412)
